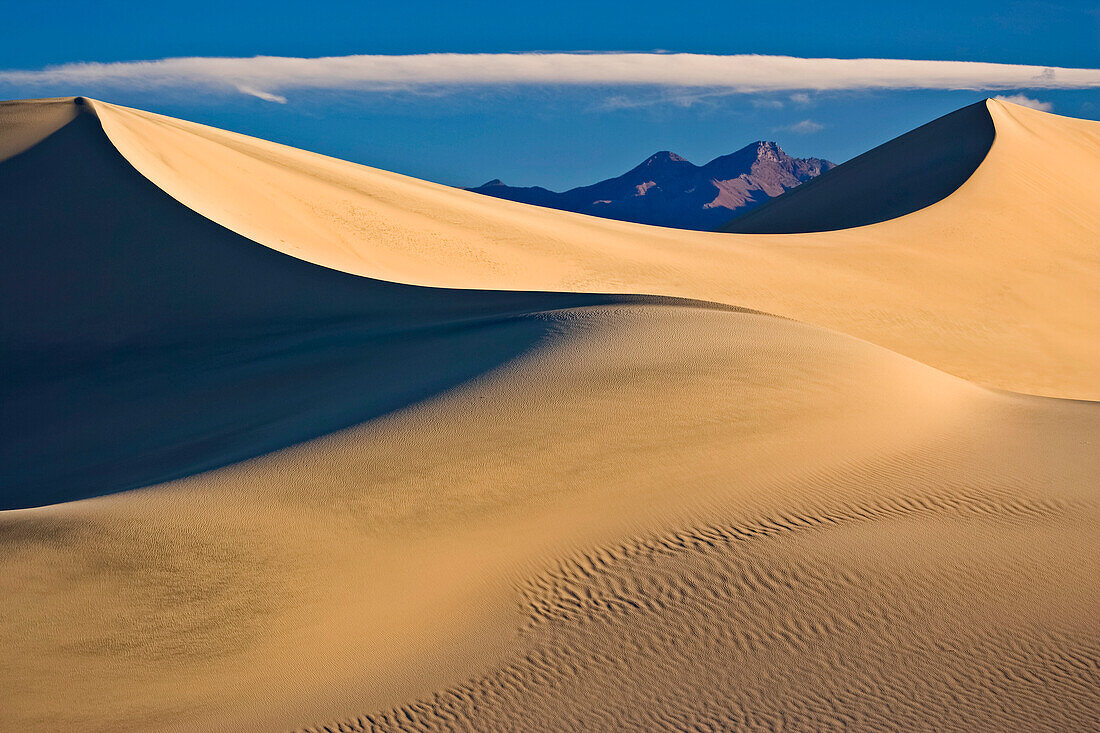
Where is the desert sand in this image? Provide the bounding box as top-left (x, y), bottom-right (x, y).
top-left (0, 96), bottom-right (1097, 732)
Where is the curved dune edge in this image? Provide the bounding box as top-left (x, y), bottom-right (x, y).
top-left (1, 97), bottom-right (1098, 732)
top-left (720, 100), bottom-right (996, 233)
top-left (4, 300), bottom-right (1098, 732)
top-left (0, 97), bottom-right (706, 509)
top-left (91, 97), bottom-right (1100, 399)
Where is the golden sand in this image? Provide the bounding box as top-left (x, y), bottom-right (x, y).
top-left (1, 96), bottom-right (1097, 732)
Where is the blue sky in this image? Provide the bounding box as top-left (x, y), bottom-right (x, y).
top-left (2, 0), bottom-right (1098, 189)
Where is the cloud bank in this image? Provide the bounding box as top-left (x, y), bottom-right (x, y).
top-left (2, 53), bottom-right (1098, 103)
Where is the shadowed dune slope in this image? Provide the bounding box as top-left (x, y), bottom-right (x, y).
top-left (720, 100), bottom-right (995, 233)
top-left (92, 97), bottom-right (1100, 398)
top-left (0, 97), bottom-right (1098, 732)
top-left (0, 98), bottom-right (660, 508)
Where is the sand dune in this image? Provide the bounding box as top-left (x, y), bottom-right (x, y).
top-left (1, 97), bottom-right (1098, 731)
top-left (93, 96), bottom-right (1100, 398)
top-left (0, 97), bottom-right (655, 508)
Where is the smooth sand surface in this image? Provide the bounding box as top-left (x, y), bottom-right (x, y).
top-left (1, 97), bottom-right (1098, 732)
top-left (93, 96), bottom-right (1100, 399)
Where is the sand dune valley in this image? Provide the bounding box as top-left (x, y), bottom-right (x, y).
top-left (1, 94), bottom-right (1099, 732)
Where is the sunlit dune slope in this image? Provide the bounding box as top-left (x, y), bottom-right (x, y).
top-left (93, 96), bottom-right (1100, 398)
top-left (0, 97), bottom-right (660, 508)
top-left (0, 97), bottom-right (1098, 732)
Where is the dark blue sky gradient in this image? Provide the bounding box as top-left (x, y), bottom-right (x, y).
top-left (2, 1), bottom-right (1097, 188)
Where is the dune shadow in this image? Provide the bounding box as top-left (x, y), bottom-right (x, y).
top-left (0, 103), bottom-right (643, 509)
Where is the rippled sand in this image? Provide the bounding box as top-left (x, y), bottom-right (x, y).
top-left (1, 96), bottom-right (1097, 732)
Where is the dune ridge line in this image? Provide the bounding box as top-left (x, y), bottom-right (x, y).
top-left (0, 95), bottom-right (1097, 732)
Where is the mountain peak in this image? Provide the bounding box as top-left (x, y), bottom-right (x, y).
top-left (632, 151), bottom-right (692, 172)
top-left (749, 141), bottom-right (785, 164)
top-left (736, 140), bottom-right (786, 159)
top-left (467, 142), bottom-right (833, 230)
top-left (644, 150), bottom-right (688, 164)
top-left (703, 140), bottom-right (806, 177)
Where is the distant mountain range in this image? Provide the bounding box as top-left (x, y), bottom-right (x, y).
top-left (467, 141), bottom-right (835, 231)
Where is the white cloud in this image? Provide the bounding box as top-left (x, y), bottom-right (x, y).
top-left (789, 92), bottom-right (812, 105)
top-left (992, 93), bottom-right (1053, 111)
top-left (235, 85), bottom-right (287, 104)
top-left (1, 53), bottom-right (1097, 104)
top-left (783, 119), bottom-right (825, 134)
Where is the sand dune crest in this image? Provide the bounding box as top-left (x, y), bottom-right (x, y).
top-left (0, 96), bottom-right (1097, 731)
top-left (91, 97), bottom-right (1100, 397)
